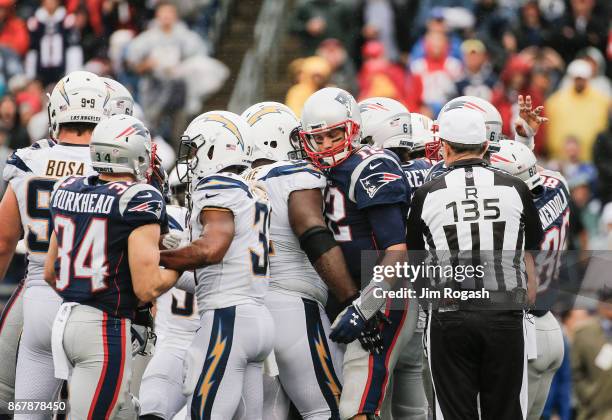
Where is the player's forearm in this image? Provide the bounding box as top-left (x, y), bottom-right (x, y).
top-left (313, 246), bottom-right (358, 302)
top-left (133, 267), bottom-right (178, 302)
top-left (160, 238), bottom-right (224, 271)
top-left (375, 243), bottom-right (408, 288)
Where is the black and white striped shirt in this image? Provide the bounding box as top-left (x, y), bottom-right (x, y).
top-left (406, 158), bottom-right (543, 292)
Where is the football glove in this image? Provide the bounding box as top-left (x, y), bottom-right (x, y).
top-left (161, 229), bottom-right (188, 250)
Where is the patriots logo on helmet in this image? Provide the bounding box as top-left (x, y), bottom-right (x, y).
top-left (443, 100), bottom-right (486, 114)
top-left (359, 103), bottom-right (389, 113)
top-left (360, 172), bottom-right (402, 198)
top-left (128, 199), bottom-right (163, 218)
top-left (114, 123), bottom-right (149, 140)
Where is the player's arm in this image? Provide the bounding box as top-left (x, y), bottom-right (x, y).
top-left (0, 186), bottom-right (23, 280)
top-left (43, 232), bottom-right (58, 288)
top-left (160, 208), bottom-right (234, 271)
top-left (289, 188), bottom-right (358, 302)
top-left (365, 204), bottom-right (408, 289)
top-left (129, 223), bottom-right (179, 303)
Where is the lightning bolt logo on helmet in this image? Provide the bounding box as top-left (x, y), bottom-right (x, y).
top-left (246, 105), bottom-right (294, 126)
top-left (56, 80), bottom-right (70, 105)
top-left (199, 113), bottom-right (245, 151)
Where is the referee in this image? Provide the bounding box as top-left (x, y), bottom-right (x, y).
top-left (406, 108), bottom-right (543, 420)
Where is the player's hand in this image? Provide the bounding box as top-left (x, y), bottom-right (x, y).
top-left (161, 229), bottom-right (187, 250)
top-left (515, 95), bottom-right (548, 138)
top-left (330, 304), bottom-right (368, 344)
top-left (134, 303), bottom-right (154, 327)
top-left (358, 312), bottom-right (391, 354)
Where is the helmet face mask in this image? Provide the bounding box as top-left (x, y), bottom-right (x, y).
top-left (178, 111), bottom-right (253, 182)
top-left (300, 121), bottom-right (359, 169)
top-left (299, 87), bottom-right (362, 169)
top-left (287, 126), bottom-right (307, 160)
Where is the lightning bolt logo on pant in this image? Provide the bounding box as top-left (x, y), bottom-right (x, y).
top-left (314, 326), bottom-right (341, 404)
top-left (197, 325), bottom-right (227, 415)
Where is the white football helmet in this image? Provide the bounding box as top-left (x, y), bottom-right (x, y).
top-left (358, 97), bottom-right (413, 150)
top-left (299, 87), bottom-right (362, 168)
top-left (90, 114), bottom-right (153, 181)
top-left (241, 101), bottom-right (303, 161)
top-left (102, 77), bottom-right (134, 116)
top-left (490, 140), bottom-right (543, 190)
top-left (410, 113), bottom-right (435, 154)
top-left (48, 71), bottom-right (110, 139)
top-left (179, 111), bottom-right (253, 180)
top-left (431, 96), bottom-right (503, 159)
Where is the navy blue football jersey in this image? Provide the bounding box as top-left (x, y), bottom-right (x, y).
top-left (533, 170), bottom-right (570, 313)
top-left (401, 158), bottom-right (433, 196)
top-left (324, 146), bottom-right (409, 281)
top-left (49, 175), bottom-right (167, 319)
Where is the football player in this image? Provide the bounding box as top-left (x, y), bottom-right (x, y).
top-left (490, 140), bottom-right (568, 420)
top-left (43, 114), bottom-right (178, 419)
top-left (423, 95), bottom-right (504, 182)
top-left (242, 101), bottom-right (357, 420)
top-left (159, 111), bottom-right (275, 420)
top-left (140, 171), bottom-right (200, 420)
top-left (358, 97), bottom-right (429, 420)
top-left (299, 87), bottom-right (418, 420)
top-left (103, 77), bottom-right (135, 116)
top-left (424, 95), bottom-right (546, 182)
top-left (0, 71), bottom-right (108, 416)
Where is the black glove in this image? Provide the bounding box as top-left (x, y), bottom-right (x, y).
top-left (357, 311), bottom-right (391, 355)
top-left (133, 304), bottom-right (154, 328)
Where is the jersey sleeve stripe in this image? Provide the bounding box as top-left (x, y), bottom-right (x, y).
top-left (195, 176), bottom-right (253, 198)
top-left (167, 215), bottom-right (183, 231)
top-left (6, 152), bottom-right (32, 174)
top-left (260, 164), bottom-right (322, 181)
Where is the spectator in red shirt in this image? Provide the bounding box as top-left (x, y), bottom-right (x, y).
top-left (0, 0), bottom-right (29, 57)
top-left (491, 55), bottom-right (546, 155)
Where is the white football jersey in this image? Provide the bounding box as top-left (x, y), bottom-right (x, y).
top-left (3, 139), bottom-right (95, 287)
top-left (189, 172), bottom-right (271, 311)
top-left (154, 205), bottom-right (199, 341)
top-left (244, 160), bottom-right (328, 304)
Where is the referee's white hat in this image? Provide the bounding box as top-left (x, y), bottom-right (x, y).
top-left (438, 108), bottom-right (487, 145)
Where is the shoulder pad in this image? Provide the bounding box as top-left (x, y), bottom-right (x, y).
top-left (194, 174), bottom-right (252, 198)
top-left (348, 153), bottom-right (402, 202)
top-left (118, 183), bottom-right (161, 216)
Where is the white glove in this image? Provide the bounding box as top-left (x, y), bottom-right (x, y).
top-left (161, 230), bottom-right (188, 250)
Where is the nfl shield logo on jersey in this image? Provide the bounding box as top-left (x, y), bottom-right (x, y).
top-left (359, 172), bottom-right (402, 198)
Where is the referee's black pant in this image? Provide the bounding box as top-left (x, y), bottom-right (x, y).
top-left (427, 310), bottom-right (526, 420)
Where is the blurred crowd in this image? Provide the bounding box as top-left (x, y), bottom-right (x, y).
top-left (286, 0), bottom-right (612, 252)
top-left (0, 0), bottom-right (229, 200)
top-left (285, 0), bottom-right (612, 418)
